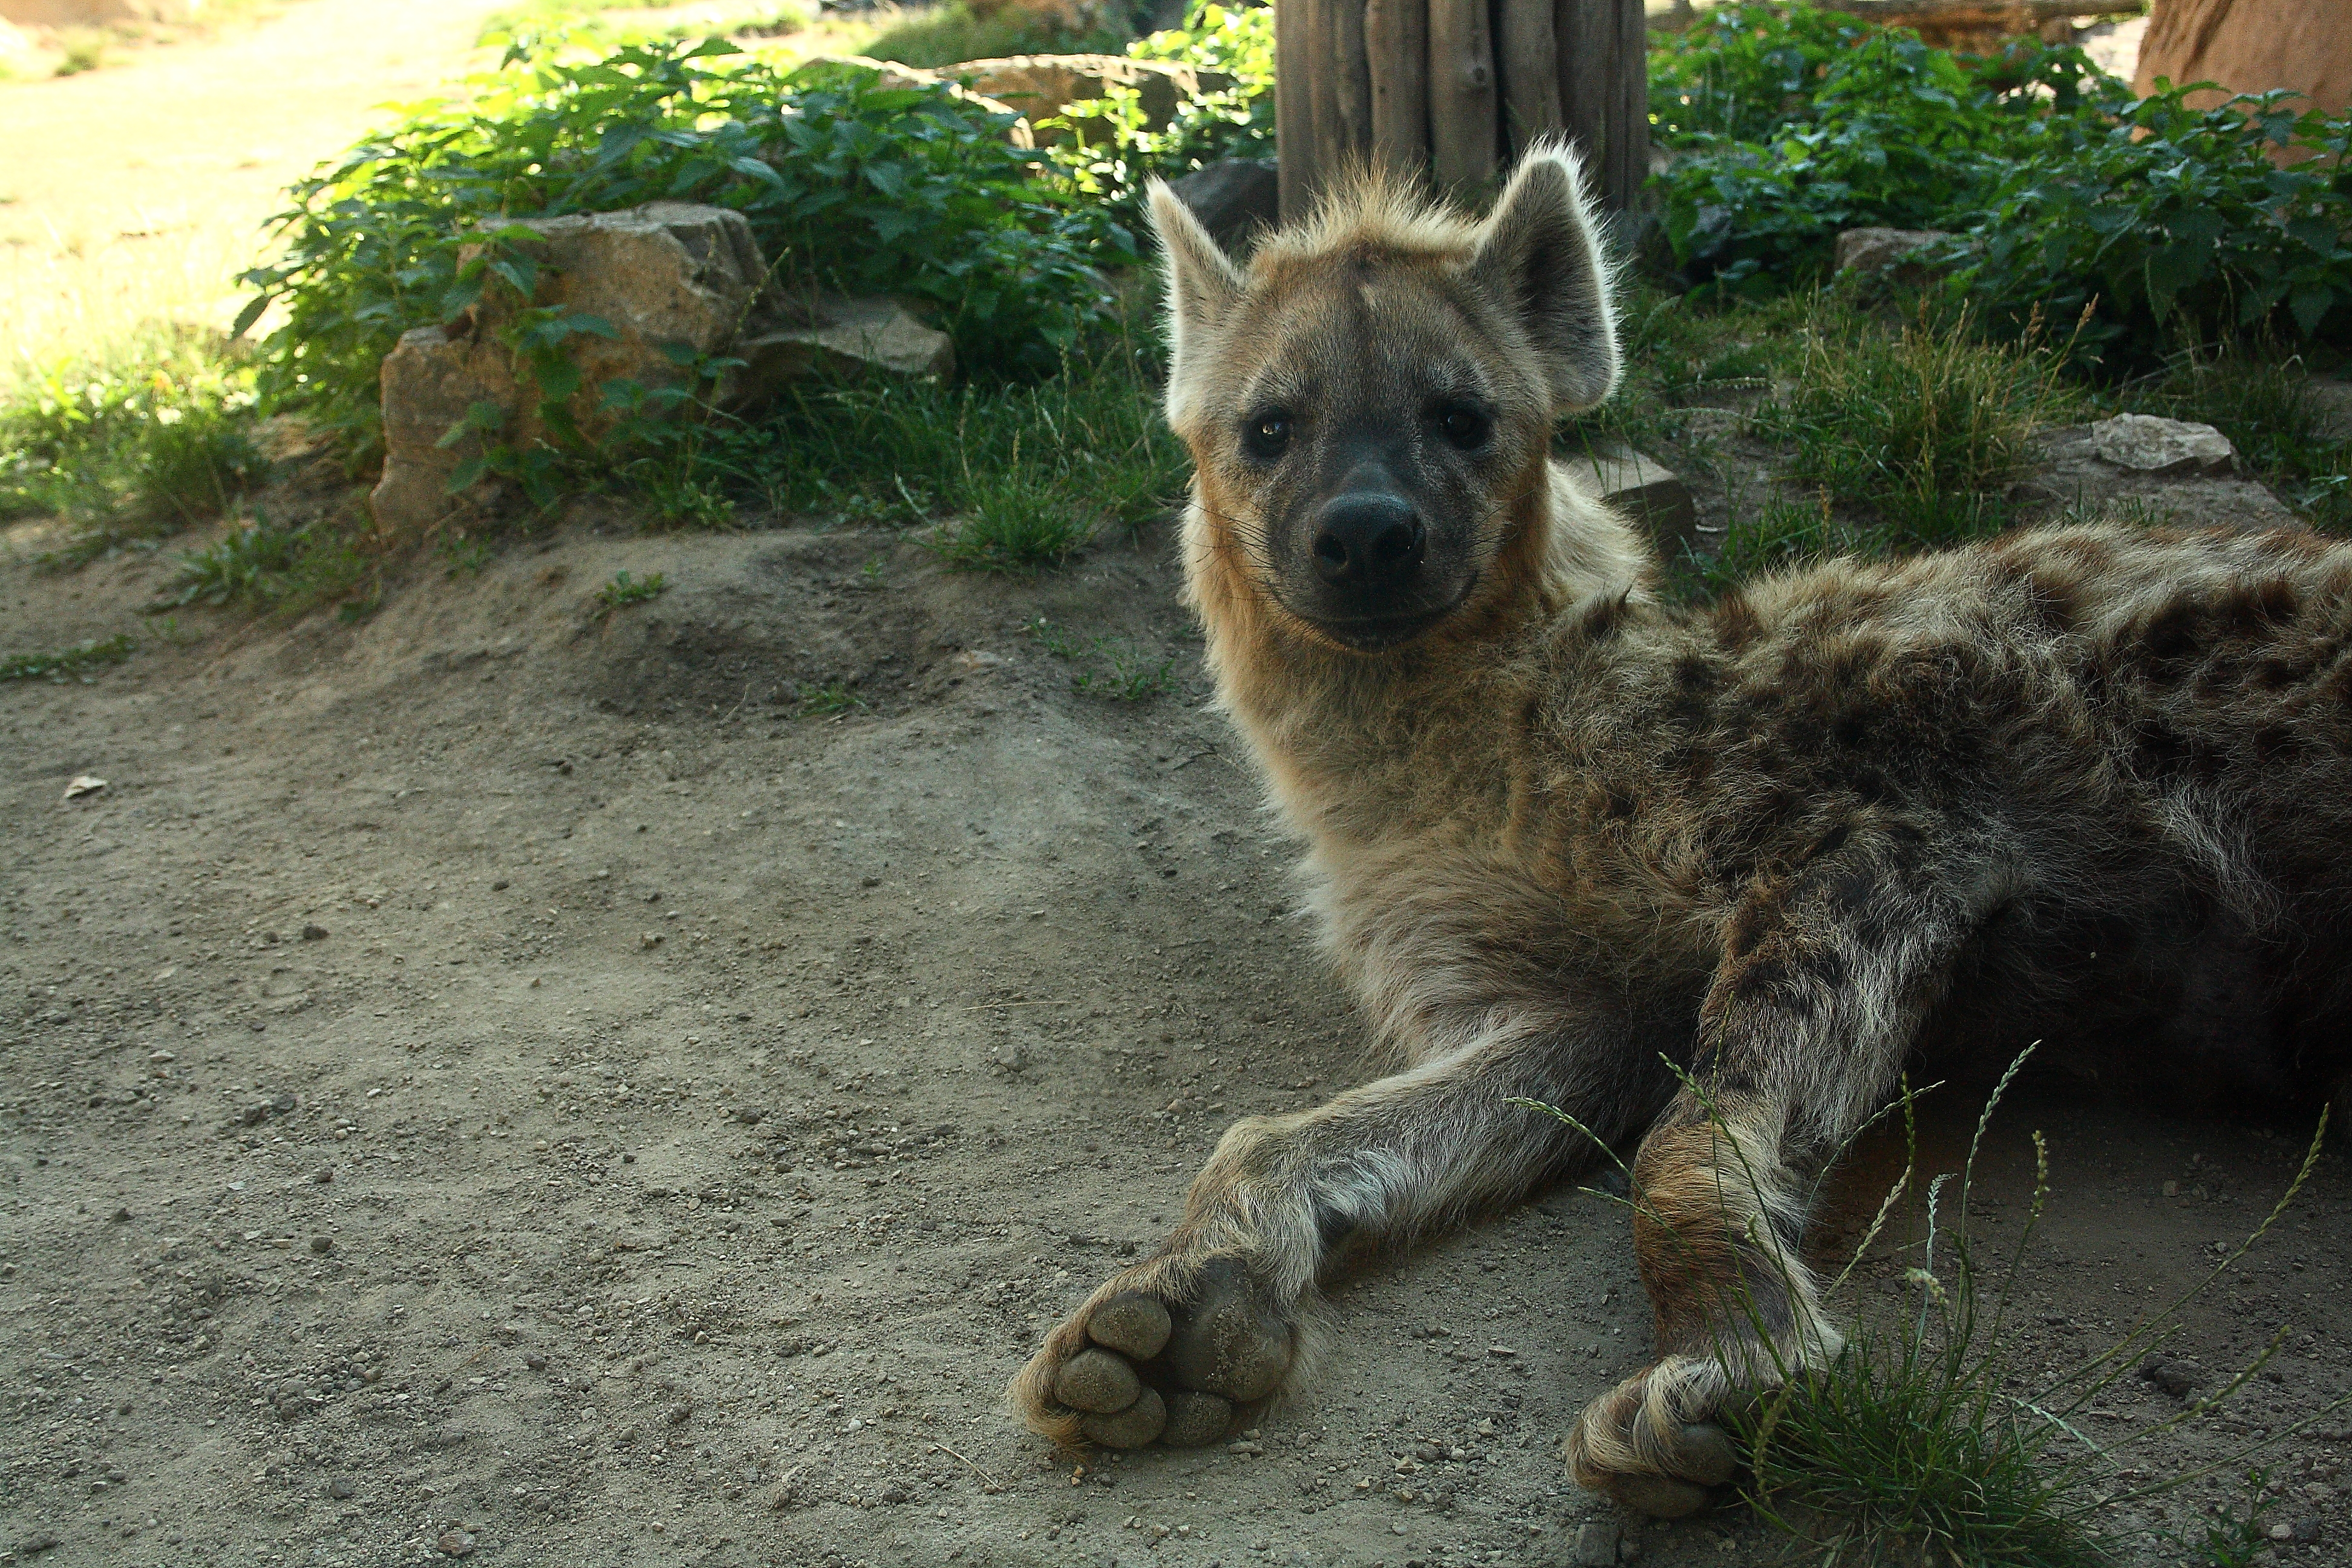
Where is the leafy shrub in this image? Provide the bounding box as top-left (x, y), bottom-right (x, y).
top-left (1651, 3), bottom-right (2352, 366)
top-left (596, 568), bottom-right (668, 607)
top-left (1655, 9), bottom-right (2126, 295)
top-left (237, 38), bottom-right (1125, 449)
top-left (1051, 1), bottom-right (1276, 214)
top-left (1938, 94), bottom-right (2352, 370)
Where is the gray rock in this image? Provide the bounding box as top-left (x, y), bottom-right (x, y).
top-left (2140, 1354), bottom-right (2206, 1398)
top-left (2024, 425), bottom-right (2298, 534)
top-left (1571, 1518), bottom-right (1622, 1565)
top-left (1834, 227), bottom-right (1955, 280)
top-left (1566, 445), bottom-right (1700, 559)
top-left (2092, 413), bottom-right (2236, 477)
top-left (734, 294), bottom-right (956, 393)
top-left (1169, 159), bottom-right (1280, 255)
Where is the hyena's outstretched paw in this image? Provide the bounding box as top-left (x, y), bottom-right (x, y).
top-left (1010, 1254), bottom-right (1295, 1451)
top-left (1564, 1354), bottom-right (1749, 1518)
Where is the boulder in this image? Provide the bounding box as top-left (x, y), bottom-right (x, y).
top-left (369, 321), bottom-right (520, 537)
top-left (1834, 227), bottom-right (1955, 282)
top-left (373, 202), bottom-right (771, 534)
top-left (2135, 0), bottom-right (2348, 158)
top-left (950, 53), bottom-right (1234, 144)
top-left (800, 56), bottom-right (1036, 149)
top-left (370, 201), bottom-right (961, 533)
top-left (2091, 413), bottom-right (2236, 477)
top-left (458, 201), bottom-right (774, 446)
top-left (734, 293), bottom-right (956, 396)
top-left (1168, 158), bottom-right (1279, 255)
top-left (0, 18), bottom-right (38, 73)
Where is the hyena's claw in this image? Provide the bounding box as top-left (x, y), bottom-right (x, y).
top-left (1011, 1255), bottom-right (1290, 1451)
top-left (1564, 1356), bottom-right (1745, 1518)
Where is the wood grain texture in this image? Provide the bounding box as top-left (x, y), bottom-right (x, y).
top-left (1500, 0), bottom-right (1564, 154)
top-left (1429, 0), bottom-right (1498, 189)
top-left (1276, 0), bottom-right (1316, 220)
top-left (1605, 0), bottom-right (1647, 212)
top-left (1365, 0), bottom-right (1432, 178)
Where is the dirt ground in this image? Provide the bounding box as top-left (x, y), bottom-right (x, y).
top-left (4, 471), bottom-right (2351, 1568)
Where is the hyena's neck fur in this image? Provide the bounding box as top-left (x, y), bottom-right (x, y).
top-left (1187, 458), bottom-right (1660, 1060)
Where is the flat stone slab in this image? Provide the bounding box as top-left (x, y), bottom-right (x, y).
top-left (1834, 226), bottom-right (1953, 278)
top-left (2026, 425), bottom-right (2298, 534)
top-left (1566, 445), bottom-right (1700, 559)
top-left (2091, 413), bottom-right (2235, 476)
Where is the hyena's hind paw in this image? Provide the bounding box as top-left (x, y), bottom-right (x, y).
top-left (1565, 1353), bottom-right (1747, 1518)
top-left (1010, 1255), bottom-right (1295, 1450)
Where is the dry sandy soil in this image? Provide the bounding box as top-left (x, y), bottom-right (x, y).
top-left (2, 478), bottom-right (2351, 1568)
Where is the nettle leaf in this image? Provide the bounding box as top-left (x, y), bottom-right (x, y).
top-left (2290, 284), bottom-right (2336, 336)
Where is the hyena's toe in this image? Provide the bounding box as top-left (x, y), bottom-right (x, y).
top-left (1564, 1354), bottom-right (1742, 1518)
top-left (1010, 1258), bottom-right (1292, 1451)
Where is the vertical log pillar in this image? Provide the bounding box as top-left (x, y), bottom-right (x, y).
top-left (1278, 0), bottom-right (1650, 221)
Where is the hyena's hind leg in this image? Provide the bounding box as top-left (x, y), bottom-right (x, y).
top-left (1011, 1004), bottom-right (1667, 1451)
top-left (1568, 831), bottom-right (1990, 1516)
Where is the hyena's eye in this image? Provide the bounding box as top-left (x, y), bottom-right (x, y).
top-left (1437, 404), bottom-right (1492, 452)
top-left (1244, 410), bottom-right (1292, 461)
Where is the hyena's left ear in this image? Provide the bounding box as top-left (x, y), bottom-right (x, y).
top-left (1466, 143), bottom-right (1619, 414)
top-left (1146, 178), bottom-right (1246, 424)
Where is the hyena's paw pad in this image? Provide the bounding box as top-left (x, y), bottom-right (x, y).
top-left (1564, 1357), bottom-right (1743, 1519)
top-left (1018, 1257), bottom-right (1294, 1450)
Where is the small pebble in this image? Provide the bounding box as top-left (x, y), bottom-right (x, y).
top-left (302, 924), bottom-right (329, 941)
top-left (310, 1236), bottom-right (335, 1255)
top-left (436, 1529), bottom-right (476, 1558)
top-left (110, 1206), bottom-right (131, 1223)
top-left (327, 1477), bottom-right (356, 1500)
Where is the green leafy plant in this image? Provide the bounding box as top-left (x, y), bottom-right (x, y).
top-left (1941, 91), bottom-right (2352, 371)
top-left (596, 568), bottom-right (668, 607)
top-left (791, 678), bottom-right (864, 717)
top-left (1050, 1), bottom-right (1276, 215)
top-left (1, 633), bottom-right (136, 683)
top-left (1651, 4), bottom-right (2352, 367)
top-left (153, 515), bottom-right (315, 609)
top-left (236, 38), bottom-right (1125, 453)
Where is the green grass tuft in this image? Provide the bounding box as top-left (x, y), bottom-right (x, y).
top-left (596, 569), bottom-right (668, 608)
top-left (1026, 616), bottom-right (1174, 699)
top-left (1760, 302), bottom-right (2077, 550)
top-left (1, 633), bottom-right (136, 683)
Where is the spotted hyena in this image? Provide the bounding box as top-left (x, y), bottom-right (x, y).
top-left (1008, 143), bottom-right (2352, 1515)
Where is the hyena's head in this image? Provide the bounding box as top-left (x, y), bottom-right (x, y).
top-left (1146, 146), bottom-right (1618, 653)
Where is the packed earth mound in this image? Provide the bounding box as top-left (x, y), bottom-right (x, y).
top-left (4, 511), bottom-right (2351, 1568)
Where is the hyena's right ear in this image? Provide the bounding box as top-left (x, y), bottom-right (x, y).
top-left (1146, 179), bottom-right (1246, 425)
top-left (1466, 143), bottom-right (1619, 414)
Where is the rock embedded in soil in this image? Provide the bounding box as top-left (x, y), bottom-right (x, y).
top-left (1054, 1347), bottom-right (1143, 1414)
top-left (1834, 226), bottom-right (1954, 279)
top-left (1570, 1520), bottom-right (1621, 1566)
top-left (1086, 1292), bottom-right (1172, 1361)
top-left (2141, 1354), bottom-right (2207, 1397)
top-left (2092, 414), bottom-right (2236, 477)
top-left (1080, 1384), bottom-right (1167, 1448)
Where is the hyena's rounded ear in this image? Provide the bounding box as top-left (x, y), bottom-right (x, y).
top-left (1466, 143), bottom-right (1620, 414)
top-left (1147, 179), bottom-right (1246, 389)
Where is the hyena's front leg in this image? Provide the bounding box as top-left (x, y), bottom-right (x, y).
top-left (1013, 1011), bottom-right (1662, 1450)
top-left (1567, 840), bottom-right (1982, 1517)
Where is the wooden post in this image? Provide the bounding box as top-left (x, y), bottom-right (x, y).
top-left (1428, 0), bottom-right (1499, 192)
top-left (1279, 1), bottom-right (1650, 220)
top-left (1276, 0), bottom-right (1316, 225)
top-left (1364, 0), bottom-right (1429, 181)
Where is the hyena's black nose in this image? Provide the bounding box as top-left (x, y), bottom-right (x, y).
top-left (1311, 494), bottom-right (1425, 592)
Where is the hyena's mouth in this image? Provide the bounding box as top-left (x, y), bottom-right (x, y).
top-left (1299, 599), bottom-right (1463, 652)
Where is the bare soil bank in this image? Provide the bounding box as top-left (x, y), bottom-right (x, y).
top-left (3, 512), bottom-right (2349, 1567)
